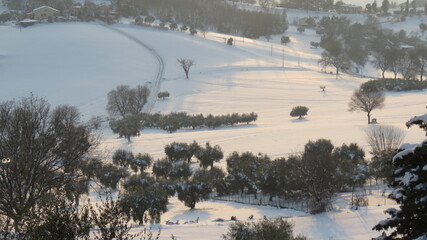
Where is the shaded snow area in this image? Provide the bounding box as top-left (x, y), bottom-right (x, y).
top-left (1, 16), bottom-right (426, 239)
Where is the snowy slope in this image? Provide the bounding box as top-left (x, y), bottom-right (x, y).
top-left (0, 22), bottom-right (157, 118)
top-left (1, 19), bottom-right (425, 239)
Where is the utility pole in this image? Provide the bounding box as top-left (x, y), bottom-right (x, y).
top-left (282, 48), bottom-right (284, 67)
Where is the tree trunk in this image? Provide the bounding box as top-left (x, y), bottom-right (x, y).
top-left (185, 70), bottom-right (189, 79)
top-left (336, 67), bottom-right (339, 79)
top-left (382, 70), bottom-right (385, 79)
top-left (367, 112), bottom-right (371, 124)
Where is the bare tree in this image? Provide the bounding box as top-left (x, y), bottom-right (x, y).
top-left (365, 125), bottom-right (405, 156)
top-left (177, 58), bottom-right (195, 79)
top-left (318, 51), bottom-right (349, 79)
top-left (0, 95), bottom-right (94, 232)
top-left (372, 51), bottom-right (389, 79)
top-left (349, 87), bottom-right (385, 124)
top-left (107, 85), bottom-right (150, 119)
top-left (258, 0), bottom-right (274, 8)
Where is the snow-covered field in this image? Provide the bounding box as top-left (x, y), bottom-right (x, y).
top-left (1, 11), bottom-right (426, 239)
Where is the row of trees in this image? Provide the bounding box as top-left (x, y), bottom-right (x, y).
top-left (111, 0), bottom-right (288, 39)
top-left (109, 111), bottom-right (258, 141)
top-left (317, 15), bottom-right (427, 80)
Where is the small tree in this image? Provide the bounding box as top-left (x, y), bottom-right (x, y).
top-left (109, 114), bottom-right (143, 142)
top-left (420, 23), bottom-right (427, 36)
top-left (195, 142), bottom-right (224, 169)
top-left (281, 36), bottom-right (290, 45)
top-left (176, 181), bottom-right (212, 210)
top-left (297, 26), bottom-right (305, 33)
top-left (169, 22), bottom-right (177, 30)
top-left (349, 87), bottom-right (385, 124)
top-left (157, 91), bottom-right (170, 99)
top-left (177, 58), bottom-right (195, 79)
top-left (290, 106), bottom-right (309, 119)
top-left (227, 37), bottom-right (233, 46)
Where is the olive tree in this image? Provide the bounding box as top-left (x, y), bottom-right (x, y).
top-left (290, 106), bottom-right (309, 119)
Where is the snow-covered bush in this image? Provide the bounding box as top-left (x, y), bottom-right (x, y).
top-left (222, 217), bottom-right (306, 240)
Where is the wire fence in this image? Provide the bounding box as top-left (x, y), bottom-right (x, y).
top-left (210, 192), bottom-right (310, 212)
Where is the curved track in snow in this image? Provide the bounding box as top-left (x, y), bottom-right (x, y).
top-left (99, 22), bottom-right (165, 113)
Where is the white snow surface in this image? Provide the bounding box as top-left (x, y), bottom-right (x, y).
top-left (1, 16), bottom-right (425, 239)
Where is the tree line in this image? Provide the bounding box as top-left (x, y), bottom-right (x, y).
top-left (111, 0), bottom-right (288, 39)
top-left (317, 15), bottom-right (427, 81)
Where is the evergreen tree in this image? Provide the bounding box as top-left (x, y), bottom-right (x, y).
top-left (381, 0), bottom-right (390, 13)
top-left (373, 139), bottom-right (427, 240)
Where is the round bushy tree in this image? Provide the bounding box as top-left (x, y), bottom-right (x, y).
top-left (112, 149), bottom-right (134, 168)
top-left (290, 106), bottom-right (309, 119)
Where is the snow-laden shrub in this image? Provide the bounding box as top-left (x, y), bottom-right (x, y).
top-left (222, 217), bottom-right (306, 240)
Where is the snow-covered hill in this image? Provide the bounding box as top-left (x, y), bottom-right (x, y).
top-left (1, 18), bottom-right (425, 239)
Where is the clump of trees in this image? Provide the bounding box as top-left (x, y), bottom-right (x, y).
top-left (222, 217), bottom-right (306, 240)
top-left (361, 79), bottom-right (427, 92)
top-left (317, 15), bottom-right (427, 81)
top-left (111, 0), bottom-right (288, 39)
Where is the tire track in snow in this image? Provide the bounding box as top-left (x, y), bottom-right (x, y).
top-left (98, 22), bottom-right (164, 114)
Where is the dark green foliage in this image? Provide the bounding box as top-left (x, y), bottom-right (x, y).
top-left (152, 158), bottom-right (173, 179)
top-left (96, 163), bottom-right (130, 189)
top-left (123, 173), bottom-right (155, 192)
top-left (195, 142), bottom-right (224, 169)
top-left (141, 112), bottom-right (258, 133)
top-left (164, 142), bottom-right (195, 162)
top-left (281, 36), bottom-right (290, 45)
top-left (131, 153), bottom-right (153, 172)
top-left (144, 15), bottom-right (155, 24)
top-left (193, 167), bottom-right (226, 193)
top-left (333, 143), bottom-right (369, 191)
top-left (27, 196), bottom-right (91, 240)
top-left (180, 25), bottom-right (188, 31)
top-left (361, 78), bottom-right (427, 92)
top-left (222, 217), bottom-right (306, 240)
top-left (120, 186), bottom-right (168, 224)
top-left (369, 151), bottom-right (397, 183)
top-left (301, 139), bottom-right (337, 214)
top-left (227, 37), bottom-right (234, 45)
top-left (189, 27), bottom-right (197, 35)
top-left (157, 91), bottom-right (170, 99)
top-left (176, 181), bottom-right (212, 209)
top-left (290, 106), bottom-right (309, 119)
top-left (109, 114), bottom-right (144, 142)
top-left (226, 152), bottom-right (270, 195)
top-left (169, 22), bottom-right (178, 30)
top-left (112, 149), bottom-right (134, 167)
top-left (169, 162), bottom-right (192, 181)
top-left (373, 140), bottom-right (427, 240)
